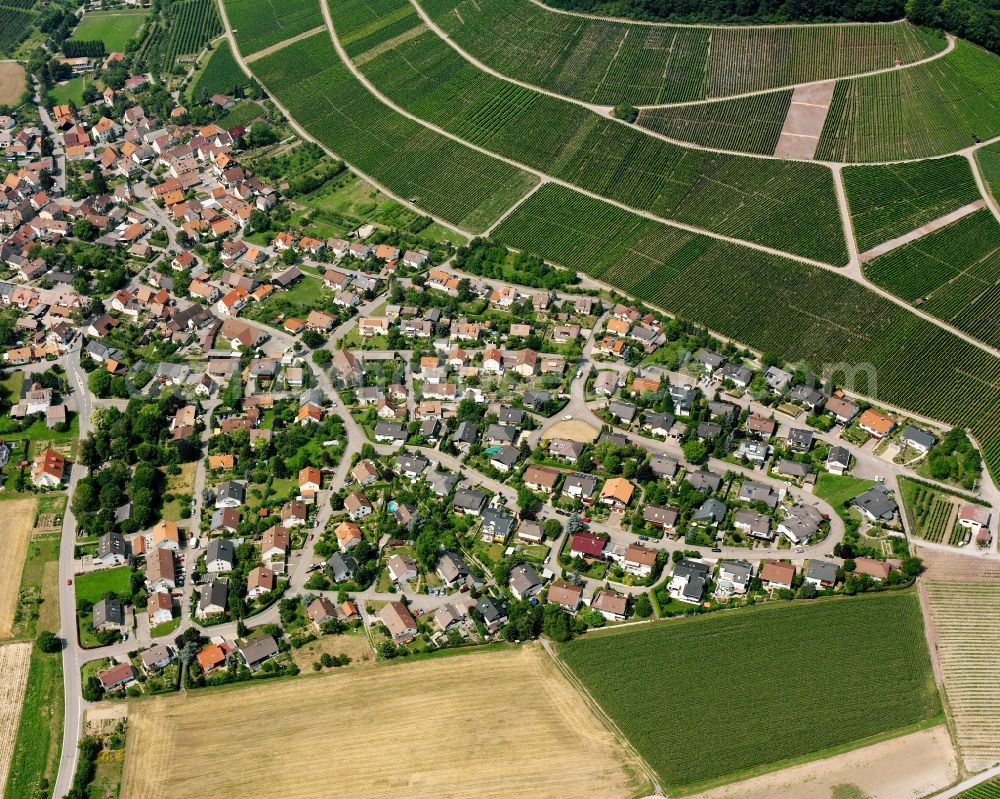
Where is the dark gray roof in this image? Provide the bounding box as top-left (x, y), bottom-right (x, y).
top-left (490, 445), bottom-right (520, 467)
top-left (374, 420), bottom-right (406, 440)
top-left (509, 564), bottom-right (542, 595)
top-left (693, 498), bottom-right (727, 522)
top-left (485, 423), bottom-right (517, 444)
top-left (199, 580), bottom-right (228, 611)
top-left (93, 596), bottom-right (124, 628)
top-left (674, 558), bottom-right (710, 580)
top-left (98, 532), bottom-right (126, 560)
top-left (206, 538), bottom-right (235, 565)
top-left (481, 507), bottom-right (516, 537)
top-left (454, 421), bottom-right (479, 444)
top-left (476, 596), bottom-right (507, 624)
top-left (854, 485), bottom-right (898, 520)
top-left (497, 408), bottom-right (525, 427)
top-left (453, 488), bottom-right (486, 511)
top-left (827, 446), bottom-right (851, 467)
top-left (240, 634), bottom-right (279, 666)
top-left (217, 480), bottom-right (246, 503)
top-left (806, 559), bottom-right (839, 584)
top-left (902, 426), bottom-right (937, 450)
top-left (327, 552), bottom-right (359, 582)
top-left (686, 470), bottom-right (722, 493)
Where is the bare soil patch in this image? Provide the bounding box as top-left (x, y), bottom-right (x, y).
top-left (121, 644), bottom-right (648, 799)
top-left (0, 498), bottom-right (37, 638)
top-left (543, 419), bottom-right (599, 442)
top-left (691, 725), bottom-right (957, 799)
top-left (0, 642), bottom-right (33, 790)
top-left (0, 62), bottom-right (25, 106)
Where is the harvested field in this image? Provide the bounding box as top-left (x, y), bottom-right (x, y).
top-left (542, 419), bottom-right (599, 442)
top-left (921, 569), bottom-right (1000, 771)
top-left (691, 725), bottom-right (957, 799)
top-left (0, 642), bottom-right (33, 792)
top-left (0, 61), bottom-right (25, 105)
top-left (290, 630), bottom-right (374, 671)
top-left (121, 645), bottom-right (649, 799)
top-left (0, 498), bottom-right (37, 638)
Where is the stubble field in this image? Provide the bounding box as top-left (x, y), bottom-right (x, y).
top-left (121, 644), bottom-right (650, 799)
top-left (0, 61), bottom-right (25, 105)
top-left (0, 498), bottom-right (37, 638)
top-left (0, 642), bottom-right (33, 791)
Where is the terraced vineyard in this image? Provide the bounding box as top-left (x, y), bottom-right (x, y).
top-left (863, 210), bottom-right (1000, 348)
top-left (560, 594), bottom-right (938, 791)
top-left (339, 2), bottom-right (847, 264)
top-left (898, 477), bottom-right (956, 543)
top-left (223, 0), bottom-right (322, 55)
top-left (978, 141), bottom-right (1000, 202)
top-left (636, 91), bottom-right (791, 154)
top-left (191, 39), bottom-right (248, 98)
top-left (492, 183), bottom-right (1000, 477)
top-left (419, 0), bottom-right (945, 105)
top-left (817, 40), bottom-right (1000, 162)
top-left (924, 579), bottom-right (1000, 770)
top-left (844, 157), bottom-right (982, 252)
top-left (251, 32), bottom-right (537, 233)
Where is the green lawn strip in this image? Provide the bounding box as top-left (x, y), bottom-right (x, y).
top-left (71, 9), bottom-right (149, 51)
top-left (3, 647), bottom-right (64, 799)
top-left (74, 566), bottom-right (132, 604)
top-left (813, 473), bottom-right (877, 520)
top-left (559, 592), bottom-right (939, 793)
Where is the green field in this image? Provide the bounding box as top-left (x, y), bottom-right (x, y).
top-left (897, 477), bottom-right (957, 544)
top-left (863, 209), bottom-right (1000, 348)
top-left (844, 157), bottom-right (982, 252)
top-left (4, 647), bottom-right (63, 799)
top-left (814, 473), bottom-right (877, 518)
top-left (74, 566), bottom-right (132, 604)
top-left (219, 99), bottom-right (264, 128)
top-left (817, 40), bottom-right (1000, 162)
top-left (419, 0), bottom-right (944, 104)
top-left (47, 76), bottom-right (91, 107)
top-left (636, 91), bottom-right (791, 154)
top-left (71, 10), bottom-right (148, 51)
top-left (192, 39), bottom-right (248, 99)
top-left (491, 184), bottom-right (1000, 480)
top-left (251, 31), bottom-right (538, 233)
top-left (340, 0), bottom-right (847, 264)
top-left (224, 0), bottom-right (322, 55)
top-left (560, 593), bottom-right (939, 792)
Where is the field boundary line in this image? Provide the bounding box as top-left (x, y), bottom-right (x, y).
top-left (245, 25), bottom-right (327, 62)
top-left (540, 639), bottom-right (664, 798)
top-left (214, 0), bottom-right (474, 242)
top-left (482, 179), bottom-right (548, 235)
top-left (858, 199), bottom-right (987, 262)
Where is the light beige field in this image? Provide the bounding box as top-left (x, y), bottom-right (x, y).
top-left (0, 498), bottom-right (37, 638)
top-left (122, 644), bottom-right (649, 799)
top-left (0, 62), bottom-right (25, 106)
top-left (542, 419), bottom-right (599, 443)
top-left (692, 725), bottom-right (957, 799)
top-left (0, 642), bottom-right (32, 791)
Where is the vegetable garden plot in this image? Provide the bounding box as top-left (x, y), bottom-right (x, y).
top-left (251, 32), bottom-right (536, 233)
top-left (493, 184), bottom-right (1000, 481)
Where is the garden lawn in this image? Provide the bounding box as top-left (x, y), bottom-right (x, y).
top-left (71, 10), bottom-right (148, 51)
top-left (814, 473), bottom-right (876, 519)
top-left (74, 566), bottom-right (131, 604)
top-left (559, 593), bottom-right (939, 793)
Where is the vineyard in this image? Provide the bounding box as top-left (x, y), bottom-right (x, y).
top-left (342, 5), bottom-right (848, 263)
top-left (252, 32), bottom-right (537, 233)
top-left (816, 40), bottom-right (1000, 162)
top-left (844, 157), bottom-right (982, 252)
top-left (491, 183), bottom-right (1000, 480)
top-left (636, 90), bottom-right (791, 155)
top-left (863, 209), bottom-right (1000, 348)
top-left (897, 477), bottom-right (956, 543)
top-left (977, 141), bottom-right (1000, 203)
top-left (956, 779), bottom-right (1000, 798)
top-left (559, 594), bottom-right (938, 791)
top-left (419, 0), bottom-right (944, 105)
top-left (138, 0), bottom-right (222, 76)
top-left (924, 580), bottom-right (1000, 770)
top-left (0, 6), bottom-right (35, 56)
top-left (224, 0), bottom-right (323, 56)
top-left (191, 40), bottom-right (249, 100)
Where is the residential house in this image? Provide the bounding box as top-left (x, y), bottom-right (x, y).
top-left (239, 635), bottom-right (279, 671)
top-left (547, 581), bottom-right (583, 612)
top-left (759, 560), bottom-right (795, 590)
top-left (669, 559), bottom-right (709, 604)
top-left (591, 589), bottom-right (628, 621)
top-left (379, 601), bottom-right (418, 642)
top-left (805, 559), bottom-right (839, 588)
top-left (509, 564), bottom-right (543, 600)
top-left (387, 553), bottom-right (419, 583)
top-left (345, 490), bottom-right (374, 520)
top-left (197, 580), bottom-right (228, 618)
